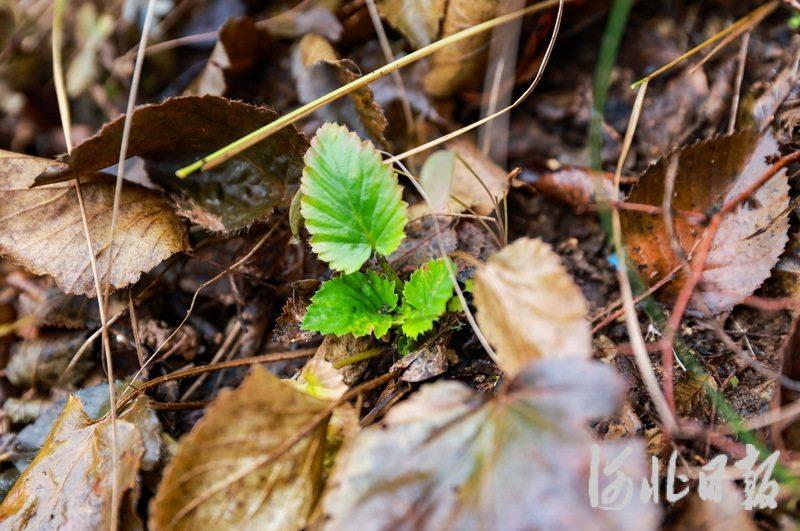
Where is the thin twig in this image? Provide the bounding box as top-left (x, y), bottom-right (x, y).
top-left (631, 1), bottom-right (778, 88)
top-left (176, 0), bottom-right (568, 177)
top-left (728, 32), bottom-right (750, 135)
top-left (52, 1), bottom-right (119, 526)
top-left (387, 0), bottom-right (565, 164)
top-left (364, 0), bottom-right (416, 142)
top-left (610, 81), bottom-right (678, 432)
top-left (113, 348), bottom-right (317, 413)
top-left (116, 225), bottom-right (280, 408)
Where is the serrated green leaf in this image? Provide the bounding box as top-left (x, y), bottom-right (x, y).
top-left (300, 123), bottom-right (408, 273)
top-left (399, 258), bottom-right (454, 339)
top-left (303, 270), bottom-right (399, 337)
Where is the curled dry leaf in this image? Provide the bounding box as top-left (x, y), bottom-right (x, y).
top-left (517, 166), bottom-right (622, 208)
top-left (377, 0), bottom-right (446, 48)
top-left (321, 358), bottom-right (659, 530)
top-left (150, 366), bottom-right (335, 530)
top-left (38, 95), bottom-right (309, 232)
top-left (292, 34), bottom-right (389, 148)
top-left (188, 17), bottom-right (272, 97)
top-left (293, 358), bottom-right (349, 401)
top-left (0, 151), bottom-right (187, 297)
top-left (6, 331), bottom-right (89, 388)
top-left (415, 138), bottom-right (509, 216)
top-left (0, 396), bottom-right (157, 529)
top-left (671, 482), bottom-right (756, 531)
top-left (473, 237), bottom-right (591, 375)
top-left (621, 130), bottom-right (789, 314)
top-left (423, 0), bottom-right (498, 97)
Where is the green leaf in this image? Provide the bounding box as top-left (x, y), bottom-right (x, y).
top-left (399, 258), bottom-right (454, 339)
top-left (300, 123), bottom-right (408, 273)
top-left (303, 270), bottom-right (399, 337)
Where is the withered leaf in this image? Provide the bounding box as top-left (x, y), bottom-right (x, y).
top-left (0, 151), bottom-right (187, 297)
top-left (377, 0), bottom-right (446, 49)
top-left (188, 17), bottom-right (272, 97)
top-left (0, 396), bottom-right (155, 529)
top-left (321, 358), bottom-right (659, 530)
top-left (292, 34), bottom-right (389, 148)
top-left (6, 331), bottom-right (89, 388)
top-left (621, 130), bottom-right (789, 314)
top-left (473, 237), bottom-right (591, 376)
top-left (415, 138), bottom-right (509, 216)
top-left (38, 95), bottom-right (309, 232)
top-left (518, 166), bottom-right (622, 208)
top-left (671, 482), bottom-right (756, 531)
top-left (150, 366), bottom-right (332, 530)
top-left (423, 0), bottom-right (497, 97)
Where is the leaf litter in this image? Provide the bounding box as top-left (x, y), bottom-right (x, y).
top-left (1, 1), bottom-right (800, 530)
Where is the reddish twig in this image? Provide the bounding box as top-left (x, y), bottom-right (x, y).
top-left (659, 150), bottom-right (800, 413)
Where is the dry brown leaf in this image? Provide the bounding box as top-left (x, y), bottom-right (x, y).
top-left (423, 0), bottom-right (498, 97)
top-left (321, 358), bottom-right (659, 530)
top-left (187, 17), bottom-right (272, 97)
top-left (377, 0), bottom-right (446, 48)
top-left (518, 166), bottom-right (622, 208)
top-left (0, 151), bottom-right (187, 297)
top-left (621, 130), bottom-right (789, 314)
top-left (415, 138), bottom-right (509, 216)
top-left (292, 34), bottom-right (389, 148)
top-left (38, 95), bottom-right (309, 233)
top-left (6, 331), bottom-right (89, 388)
top-left (669, 484), bottom-right (756, 531)
top-left (150, 366), bottom-right (332, 530)
top-left (0, 396), bottom-right (155, 529)
top-left (473, 237), bottom-right (591, 375)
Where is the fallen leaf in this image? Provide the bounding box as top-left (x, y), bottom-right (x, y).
top-left (66, 3), bottom-right (114, 97)
top-left (741, 50), bottom-right (799, 132)
top-left (188, 17), bottom-right (272, 97)
top-left (0, 396), bottom-right (155, 529)
top-left (6, 331), bottom-right (89, 388)
top-left (416, 149), bottom-right (455, 214)
top-left (12, 381), bottom-right (134, 471)
top-left (621, 130), bottom-right (789, 314)
top-left (377, 0), bottom-right (446, 48)
top-left (321, 358), bottom-right (658, 530)
top-left (292, 34), bottom-right (389, 148)
top-left (0, 151), bottom-right (187, 297)
top-left (675, 371), bottom-right (719, 418)
top-left (391, 335), bottom-right (452, 382)
top-left (452, 139), bottom-right (510, 215)
top-left (518, 166), bottom-right (622, 208)
top-left (273, 280), bottom-right (319, 344)
top-left (473, 237), bottom-right (591, 375)
top-left (18, 287), bottom-right (113, 329)
top-left (150, 366), bottom-right (332, 530)
top-left (423, 0), bottom-right (497, 97)
top-left (415, 139), bottom-right (509, 216)
top-left (38, 95), bottom-right (310, 232)
top-left (262, 6), bottom-right (343, 41)
top-left (670, 483), bottom-right (756, 531)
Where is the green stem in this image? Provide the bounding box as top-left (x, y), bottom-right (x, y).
top-left (333, 348), bottom-right (386, 369)
top-left (588, 0), bottom-right (633, 170)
